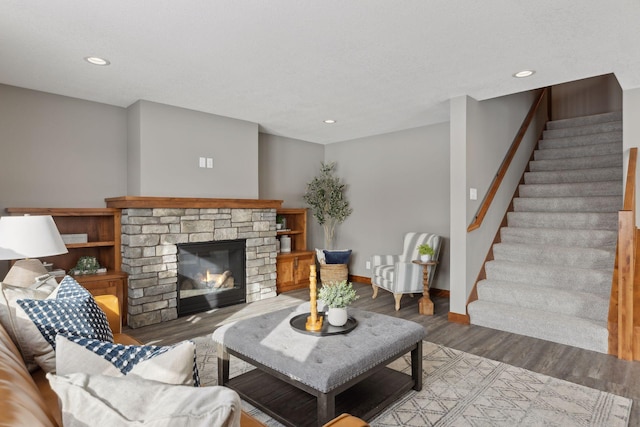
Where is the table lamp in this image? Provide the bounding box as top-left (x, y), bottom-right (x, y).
top-left (0, 215), bottom-right (68, 287)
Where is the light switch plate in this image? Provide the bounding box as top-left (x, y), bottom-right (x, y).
top-left (470, 188), bottom-right (478, 200)
top-left (199, 157), bottom-right (206, 168)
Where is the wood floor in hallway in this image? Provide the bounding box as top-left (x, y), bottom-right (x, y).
top-left (126, 282), bottom-right (640, 425)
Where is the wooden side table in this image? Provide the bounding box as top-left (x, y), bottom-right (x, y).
top-left (412, 260), bottom-right (438, 315)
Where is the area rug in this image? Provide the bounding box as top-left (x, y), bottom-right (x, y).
top-left (192, 336), bottom-right (632, 426)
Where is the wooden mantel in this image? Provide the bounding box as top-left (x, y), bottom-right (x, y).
top-left (105, 196), bottom-right (283, 209)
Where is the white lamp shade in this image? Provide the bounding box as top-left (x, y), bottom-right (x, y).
top-left (0, 215), bottom-right (68, 260)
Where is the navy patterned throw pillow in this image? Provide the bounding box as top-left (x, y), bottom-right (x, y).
top-left (15, 275), bottom-right (113, 372)
top-left (323, 249), bottom-right (352, 264)
top-left (56, 335), bottom-right (200, 386)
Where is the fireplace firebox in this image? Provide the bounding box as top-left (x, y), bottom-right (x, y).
top-left (177, 239), bottom-right (246, 316)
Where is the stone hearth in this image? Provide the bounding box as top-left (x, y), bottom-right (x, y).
top-left (106, 197), bottom-right (282, 328)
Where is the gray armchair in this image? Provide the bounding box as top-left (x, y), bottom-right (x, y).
top-left (371, 232), bottom-right (441, 310)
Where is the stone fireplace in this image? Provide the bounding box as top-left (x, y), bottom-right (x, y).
top-left (106, 197), bottom-right (282, 328)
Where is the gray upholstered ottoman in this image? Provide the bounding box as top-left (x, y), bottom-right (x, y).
top-left (211, 304), bottom-right (425, 427)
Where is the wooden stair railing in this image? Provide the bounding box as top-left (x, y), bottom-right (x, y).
top-left (609, 147), bottom-right (639, 360)
top-left (467, 88), bottom-right (549, 232)
top-left (452, 88), bottom-right (549, 324)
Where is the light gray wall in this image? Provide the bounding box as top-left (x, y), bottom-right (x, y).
top-left (258, 133), bottom-right (324, 207)
top-left (449, 90), bottom-right (547, 314)
top-left (127, 101), bottom-right (141, 196)
top-left (0, 84), bottom-right (128, 209)
top-left (323, 123), bottom-right (451, 290)
top-left (128, 100), bottom-right (259, 198)
top-left (0, 84), bottom-right (128, 277)
top-left (449, 96), bottom-right (469, 313)
top-left (258, 133), bottom-right (325, 249)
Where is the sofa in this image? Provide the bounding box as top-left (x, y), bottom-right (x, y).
top-left (0, 293), bottom-right (267, 427)
top-left (0, 291), bottom-right (367, 427)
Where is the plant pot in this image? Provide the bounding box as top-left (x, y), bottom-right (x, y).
top-left (420, 254), bottom-right (432, 262)
top-left (327, 307), bottom-right (348, 327)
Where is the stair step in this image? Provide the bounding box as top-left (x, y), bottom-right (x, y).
top-left (499, 227), bottom-right (617, 249)
top-left (534, 141), bottom-right (621, 161)
top-left (467, 300), bottom-right (608, 353)
top-left (519, 181), bottom-right (622, 198)
top-left (507, 211), bottom-right (617, 230)
top-left (546, 112), bottom-right (622, 130)
top-left (485, 260), bottom-right (612, 295)
top-left (492, 243), bottom-right (615, 269)
top-left (476, 280), bottom-right (609, 322)
top-left (528, 154), bottom-right (622, 172)
top-left (538, 132), bottom-right (622, 150)
top-left (524, 167), bottom-right (622, 184)
top-left (472, 112), bottom-right (622, 354)
top-left (513, 195), bottom-right (622, 213)
top-left (538, 131), bottom-right (622, 150)
top-left (543, 121), bottom-right (622, 139)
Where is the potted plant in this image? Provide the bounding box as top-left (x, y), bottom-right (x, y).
top-left (318, 280), bottom-right (359, 326)
top-left (417, 243), bottom-right (435, 262)
top-left (276, 214), bottom-right (285, 230)
top-left (303, 162), bottom-right (353, 250)
top-left (70, 256), bottom-right (104, 275)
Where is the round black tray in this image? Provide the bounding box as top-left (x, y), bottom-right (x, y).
top-left (290, 312), bottom-right (357, 336)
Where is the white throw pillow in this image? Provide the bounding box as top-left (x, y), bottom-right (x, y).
top-left (56, 335), bottom-right (200, 386)
top-left (47, 372), bottom-right (242, 427)
top-left (0, 275), bottom-right (59, 370)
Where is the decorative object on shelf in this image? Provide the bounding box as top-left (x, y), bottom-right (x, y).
top-left (417, 243), bottom-right (435, 262)
top-left (60, 233), bottom-right (88, 244)
top-left (276, 214), bottom-right (285, 230)
top-left (0, 215), bottom-right (68, 287)
top-left (318, 280), bottom-right (359, 326)
top-left (305, 265), bottom-right (323, 331)
top-left (303, 162), bottom-right (353, 250)
top-left (280, 235), bottom-right (291, 253)
top-left (70, 256), bottom-right (105, 275)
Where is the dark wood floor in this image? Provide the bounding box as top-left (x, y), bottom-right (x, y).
top-left (126, 283), bottom-right (640, 425)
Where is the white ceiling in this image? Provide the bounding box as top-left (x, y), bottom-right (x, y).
top-left (2, 1), bottom-right (640, 144)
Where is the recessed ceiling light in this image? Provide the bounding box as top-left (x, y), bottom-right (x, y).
top-left (513, 70), bottom-right (535, 78)
top-left (84, 56), bottom-right (110, 66)
top-left (324, 119), bottom-right (336, 124)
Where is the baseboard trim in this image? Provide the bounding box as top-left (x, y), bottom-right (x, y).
top-left (349, 275), bottom-right (371, 285)
top-left (448, 312), bottom-right (470, 324)
top-left (431, 289), bottom-right (450, 298)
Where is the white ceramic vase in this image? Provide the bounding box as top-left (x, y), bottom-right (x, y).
top-left (420, 254), bottom-right (432, 262)
top-left (327, 307), bottom-right (348, 327)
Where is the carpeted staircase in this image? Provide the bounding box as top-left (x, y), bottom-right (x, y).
top-left (467, 111), bottom-right (623, 353)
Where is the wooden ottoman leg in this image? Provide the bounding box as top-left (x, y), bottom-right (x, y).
top-left (318, 391), bottom-right (336, 426)
top-left (411, 340), bottom-right (423, 391)
top-left (217, 343), bottom-right (230, 386)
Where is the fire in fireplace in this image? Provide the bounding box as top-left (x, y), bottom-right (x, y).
top-left (176, 239), bottom-right (246, 316)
